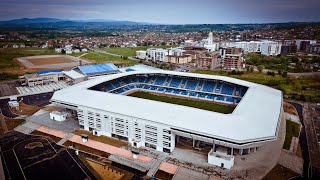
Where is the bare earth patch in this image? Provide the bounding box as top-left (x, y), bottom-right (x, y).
top-left (74, 129), bottom-right (128, 148)
top-left (27, 57), bottom-right (74, 65)
top-left (10, 101), bottom-right (41, 115)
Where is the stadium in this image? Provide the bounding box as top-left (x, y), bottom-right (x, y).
top-left (51, 70), bottom-right (283, 168)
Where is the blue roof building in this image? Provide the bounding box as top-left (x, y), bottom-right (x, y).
top-left (73, 63), bottom-right (120, 77)
top-left (35, 69), bottom-right (62, 75)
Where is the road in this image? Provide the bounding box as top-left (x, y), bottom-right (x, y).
top-left (302, 102), bottom-right (320, 177)
top-left (288, 101), bottom-right (310, 178)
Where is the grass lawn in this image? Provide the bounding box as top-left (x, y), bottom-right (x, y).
top-left (283, 120), bottom-right (300, 150)
top-left (193, 70), bottom-right (320, 102)
top-left (128, 91), bottom-right (235, 114)
top-left (103, 45), bottom-right (177, 57)
top-left (74, 129), bottom-right (128, 148)
top-left (0, 48), bottom-right (58, 69)
top-left (82, 52), bottom-right (138, 66)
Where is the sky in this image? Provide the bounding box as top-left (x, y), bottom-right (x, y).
top-left (0, 0), bottom-right (319, 24)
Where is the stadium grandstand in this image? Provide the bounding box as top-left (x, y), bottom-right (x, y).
top-left (50, 70), bottom-right (283, 169)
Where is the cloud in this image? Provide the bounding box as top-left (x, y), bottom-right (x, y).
top-left (0, 0), bottom-right (319, 23)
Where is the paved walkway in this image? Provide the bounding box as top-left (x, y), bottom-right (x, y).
top-left (57, 133), bottom-right (74, 145)
top-left (14, 121), bottom-right (40, 134)
top-left (35, 125), bottom-right (153, 163)
top-left (278, 149), bottom-right (303, 174)
top-left (147, 155), bottom-right (167, 177)
top-left (159, 162), bottom-right (179, 175)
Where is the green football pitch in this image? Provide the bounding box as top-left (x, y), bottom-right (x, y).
top-left (128, 91), bottom-right (235, 114)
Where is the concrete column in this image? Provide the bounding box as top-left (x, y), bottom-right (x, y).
top-left (253, 147), bottom-right (257, 152)
top-left (239, 148), bottom-right (243, 155)
top-left (231, 148), bottom-right (234, 155)
top-left (212, 141), bottom-right (215, 151)
top-left (248, 148), bottom-right (251, 154)
top-left (192, 139), bottom-right (195, 147)
top-left (177, 136), bottom-right (180, 143)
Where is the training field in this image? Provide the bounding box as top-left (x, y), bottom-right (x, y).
top-left (28, 56), bottom-right (74, 65)
top-left (17, 55), bottom-right (90, 69)
top-left (128, 91), bottom-right (235, 114)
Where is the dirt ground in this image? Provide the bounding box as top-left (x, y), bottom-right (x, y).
top-left (27, 57), bottom-right (74, 65)
top-left (30, 130), bottom-right (62, 143)
top-left (74, 129), bottom-right (128, 148)
top-left (10, 101), bottom-right (41, 115)
top-left (264, 164), bottom-right (299, 180)
top-left (283, 101), bottom-right (298, 115)
top-left (0, 116), bottom-right (24, 134)
top-left (80, 157), bottom-right (125, 180)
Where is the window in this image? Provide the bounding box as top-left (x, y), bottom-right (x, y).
top-left (145, 125), bottom-right (157, 131)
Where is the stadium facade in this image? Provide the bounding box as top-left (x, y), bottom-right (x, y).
top-left (51, 70), bottom-right (283, 168)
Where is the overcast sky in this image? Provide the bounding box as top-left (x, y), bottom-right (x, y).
top-left (0, 0), bottom-right (319, 24)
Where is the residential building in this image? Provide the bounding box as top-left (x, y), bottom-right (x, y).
top-left (166, 55), bottom-right (192, 64)
top-left (136, 50), bottom-right (147, 60)
top-left (195, 52), bottom-right (220, 70)
top-left (146, 48), bottom-right (168, 62)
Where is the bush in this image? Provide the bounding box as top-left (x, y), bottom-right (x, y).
top-left (0, 73), bottom-right (19, 81)
top-left (282, 71), bottom-right (288, 78)
top-left (267, 80), bottom-right (281, 86)
top-left (267, 71), bottom-right (276, 76)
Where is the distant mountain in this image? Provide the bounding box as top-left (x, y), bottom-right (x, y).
top-left (0, 18), bottom-right (151, 26)
top-left (1, 18), bottom-right (65, 24)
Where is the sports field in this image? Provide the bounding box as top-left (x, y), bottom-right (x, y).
top-left (128, 91), bottom-right (235, 114)
top-left (27, 56), bottom-right (74, 65)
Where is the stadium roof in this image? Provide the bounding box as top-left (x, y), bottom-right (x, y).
top-left (74, 63), bottom-right (120, 76)
top-left (119, 64), bottom-right (160, 73)
top-left (51, 70), bottom-right (282, 144)
top-left (35, 69), bottom-right (61, 75)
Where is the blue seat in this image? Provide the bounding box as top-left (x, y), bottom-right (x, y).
top-left (169, 78), bottom-right (182, 88)
top-left (144, 85), bottom-right (151, 89)
top-left (221, 84), bottom-right (235, 95)
top-left (181, 91), bottom-right (188, 95)
top-left (226, 97), bottom-right (234, 103)
top-left (216, 96), bottom-right (225, 101)
top-left (165, 89), bottom-right (173, 93)
top-left (202, 81), bottom-right (216, 92)
top-left (112, 81), bottom-right (121, 88)
top-left (154, 76), bottom-right (166, 86)
top-left (185, 80), bottom-right (197, 90)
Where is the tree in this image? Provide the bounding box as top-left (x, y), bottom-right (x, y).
top-left (249, 66), bottom-right (254, 72)
top-left (257, 65), bottom-right (264, 73)
top-left (246, 66), bottom-right (250, 72)
top-left (61, 49), bottom-right (66, 54)
top-left (281, 71), bottom-right (288, 78)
